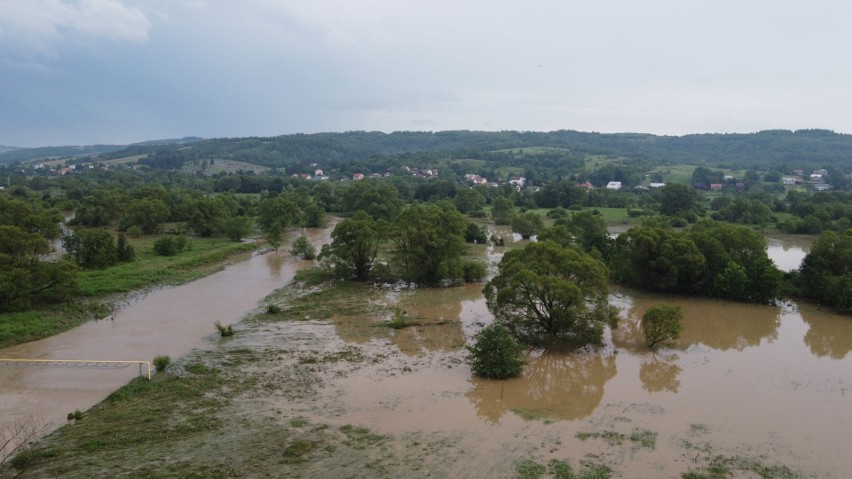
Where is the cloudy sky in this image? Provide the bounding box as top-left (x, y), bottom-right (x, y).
top-left (1, 0), bottom-right (851, 147)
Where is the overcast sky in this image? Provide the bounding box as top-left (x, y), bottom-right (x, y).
top-left (1, 0), bottom-right (851, 147)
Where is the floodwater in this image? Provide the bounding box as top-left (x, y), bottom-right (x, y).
top-left (0, 225), bottom-right (332, 443)
top-left (765, 233), bottom-right (812, 272)
top-left (309, 239), bottom-right (851, 477)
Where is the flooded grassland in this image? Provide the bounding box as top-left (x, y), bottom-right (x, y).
top-left (4, 236), bottom-right (851, 478)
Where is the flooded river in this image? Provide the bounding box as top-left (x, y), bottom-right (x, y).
top-left (4, 223), bottom-right (848, 477)
top-left (308, 236), bottom-right (851, 477)
top-left (0, 226), bottom-right (332, 442)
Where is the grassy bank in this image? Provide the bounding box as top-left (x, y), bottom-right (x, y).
top-left (0, 237), bottom-right (257, 348)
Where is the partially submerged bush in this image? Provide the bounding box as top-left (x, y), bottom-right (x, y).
top-left (466, 324), bottom-right (524, 379)
top-left (152, 355), bottom-right (171, 373)
top-left (290, 236), bottom-right (317, 260)
top-left (215, 321), bottom-right (235, 337)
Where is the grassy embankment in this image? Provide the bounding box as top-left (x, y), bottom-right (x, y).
top-left (0, 236), bottom-right (257, 348)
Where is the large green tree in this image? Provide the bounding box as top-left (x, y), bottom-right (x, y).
top-left (658, 183), bottom-right (702, 218)
top-left (484, 241), bottom-right (616, 346)
top-left (0, 225), bottom-right (78, 311)
top-left (389, 202), bottom-right (468, 285)
top-left (796, 229), bottom-right (852, 312)
top-left (319, 211), bottom-right (383, 281)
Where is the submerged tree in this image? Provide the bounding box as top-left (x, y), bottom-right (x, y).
top-left (641, 304), bottom-right (683, 349)
top-left (484, 241), bottom-right (616, 346)
top-left (319, 211), bottom-right (382, 281)
top-left (466, 324), bottom-right (525, 379)
top-left (389, 202), bottom-right (468, 285)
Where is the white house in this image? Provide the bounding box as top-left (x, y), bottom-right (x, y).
top-left (649, 182), bottom-right (666, 188)
top-left (782, 177), bottom-right (796, 185)
top-left (606, 181), bottom-right (622, 190)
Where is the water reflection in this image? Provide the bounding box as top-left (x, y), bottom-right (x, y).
top-left (612, 289), bottom-right (781, 352)
top-left (765, 235), bottom-right (812, 272)
top-left (799, 304), bottom-right (852, 359)
top-left (333, 283), bottom-right (486, 355)
top-left (639, 352), bottom-right (682, 393)
top-left (466, 352), bottom-right (617, 423)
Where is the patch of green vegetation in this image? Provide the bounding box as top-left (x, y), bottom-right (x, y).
top-left (20, 367), bottom-right (229, 475)
top-left (282, 439), bottom-right (321, 464)
top-left (629, 428), bottom-right (657, 450)
top-left (515, 458), bottom-right (547, 479)
top-left (289, 417), bottom-right (309, 428)
top-left (584, 207), bottom-right (632, 225)
top-left (76, 237), bottom-right (256, 297)
top-left (682, 455), bottom-right (801, 479)
top-left (258, 273), bottom-right (383, 322)
top-left (0, 301), bottom-right (109, 348)
top-left (575, 430), bottom-right (627, 446)
top-left (339, 424), bottom-right (386, 449)
top-left (689, 423), bottom-right (710, 435)
top-left (576, 460), bottom-right (613, 479)
top-left (548, 459), bottom-right (574, 479)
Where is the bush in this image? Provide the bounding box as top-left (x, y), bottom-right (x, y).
top-left (266, 304), bottom-right (281, 314)
top-left (153, 235), bottom-right (188, 256)
top-left (290, 236), bottom-right (316, 260)
top-left (388, 308), bottom-right (408, 329)
top-left (462, 260), bottom-right (487, 282)
top-left (466, 324), bottom-right (524, 379)
top-left (215, 321), bottom-right (235, 337)
top-left (152, 355), bottom-right (171, 373)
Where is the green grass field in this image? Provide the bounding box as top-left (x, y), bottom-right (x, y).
top-left (0, 236), bottom-right (257, 348)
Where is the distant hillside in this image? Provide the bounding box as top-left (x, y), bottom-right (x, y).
top-left (5, 130), bottom-right (852, 172)
top-left (0, 137), bottom-right (204, 165)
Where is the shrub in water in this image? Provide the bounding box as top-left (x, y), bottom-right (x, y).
top-left (152, 355), bottom-right (171, 373)
top-left (266, 304), bottom-right (282, 314)
top-left (215, 321), bottom-right (235, 337)
top-left (466, 324), bottom-right (524, 379)
top-left (290, 236), bottom-right (317, 260)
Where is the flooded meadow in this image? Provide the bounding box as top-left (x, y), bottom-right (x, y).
top-left (2, 227), bottom-right (850, 478)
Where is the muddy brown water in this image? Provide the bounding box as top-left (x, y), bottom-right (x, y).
top-left (4, 225), bottom-right (848, 476)
top-left (0, 226), bottom-right (332, 446)
top-left (305, 239), bottom-right (850, 477)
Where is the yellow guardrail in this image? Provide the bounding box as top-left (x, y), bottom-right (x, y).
top-left (0, 359), bottom-right (152, 381)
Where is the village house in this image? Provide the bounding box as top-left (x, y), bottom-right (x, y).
top-left (649, 182), bottom-right (666, 188)
top-left (710, 183), bottom-right (724, 191)
top-left (606, 181), bottom-right (622, 190)
top-left (508, 176), bottom-right (526, 190)
top-left (352, 173), bottom-right (364, 180)
top-left (782, 177), bottom-right (796, 186)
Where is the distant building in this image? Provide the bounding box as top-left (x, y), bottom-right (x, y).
top-left (810, 173), bottom-right (823, 181)
top-left (353, 173), bottom-right (364, 180)
top-left (577, 182), bottom-right (594, 189)
top-left (710, 183), bottom-right (724, 191)
top-left (814, 183), bottom-right (831, 191)
top-left (793, 168), bottom-right (805, 176)
top-left (649, 182), bottom-right (666, 188)
top-left (782, 177), bottom-right (796, 185)
top-left (508, 176), bottom-right (526, 189)
top-left (314, 169), bottom-right (324, 177)
top-left (606, 181), bottom-right (622, 190)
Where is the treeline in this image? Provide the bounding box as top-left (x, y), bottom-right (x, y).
top-left (24, 128), bottom-right (852, 174)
